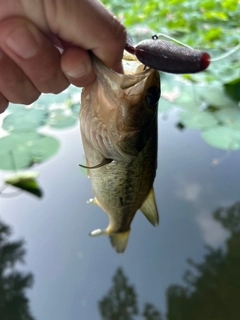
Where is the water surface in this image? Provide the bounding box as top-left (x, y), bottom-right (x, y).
top-left (0, 87), bottom-right (239, 320)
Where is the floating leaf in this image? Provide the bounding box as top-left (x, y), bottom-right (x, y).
top-left (214, 107), bottom-right (240, 130)
top-left (198, 85), bottom-right (237, 109)
top-left (0, 132), bottom-right (60, 170)
top-left (7, 103), bottom-right (29, 113)
top-left (159, 99), bottom-right (174, 113)
top-left (2, 108), bottom-right (48, 132)
top-left (48, 108), bottom-right (77, 129)
top-left (71, 103), bottom-right (80, 117)
top-left (202, 126), bottom-right (240, 150)
top-left (224, 78), bottom-right (240, 101)
top-left (4, 172), bottom-right (43, 197)
top-left (178, 111), bottom-right (217, 129)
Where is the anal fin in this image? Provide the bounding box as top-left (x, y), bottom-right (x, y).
top-left (109, 231), bottom-right (130, 253)
top-left (140, 187), bottom-right (159, 226)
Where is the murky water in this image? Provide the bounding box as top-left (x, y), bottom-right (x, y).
top-left (0, 87), bottom-right (240, 319)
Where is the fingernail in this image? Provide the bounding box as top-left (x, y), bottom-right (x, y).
top-left (65, 61), bottom-right (90, 79)
top-left (6, 26), bottom-right (39, 59)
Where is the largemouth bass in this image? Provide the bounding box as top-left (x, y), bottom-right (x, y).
top-left (80, 52), bottom-right (160, 253)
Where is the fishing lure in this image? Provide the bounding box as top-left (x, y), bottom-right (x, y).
top-left (125, 34), bottom-right (210, 74)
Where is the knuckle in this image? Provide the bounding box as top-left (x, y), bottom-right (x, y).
top-left (19, 91), bottom-right (40, 105)
top-left (0, 94), bottom-right (8, 113)
top-left (36, 68), bottom-right (69, 94)
top-left (111, 18), bottom-right (126, 45)
top-left (50, 81), bottom-right (69, 94)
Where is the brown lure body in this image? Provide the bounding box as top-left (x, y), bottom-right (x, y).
top-left (125, 34), bottom-right (210, 74)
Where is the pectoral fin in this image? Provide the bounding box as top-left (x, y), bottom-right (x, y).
top-left (79, 158), bottom-right (112, 170)
top-left (87, 197), bottom-right (98, 205)
top-left (140, 187), bottom-right (159, 226)
top-left (89, 229), bottom-right (107, 236)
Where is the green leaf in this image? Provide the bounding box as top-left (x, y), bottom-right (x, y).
top-left (2, 108), bottom-right (49, 132)
top-left (202, 126), bottom-right (240, 150)
top-left (4, 172), bottom-right (43, 197)
top-left (224, 78), bottom-right (240, 101)
top-left (48, 108), bottom-right (77, 129)
top-left (0, 132), bottom-right (60, 170)
top-left (198, 85), bottom-right (237, 109)
top-left (178, 110), bottom-right (217, 129)
top-left (214, 107), bottom-right (240, 129)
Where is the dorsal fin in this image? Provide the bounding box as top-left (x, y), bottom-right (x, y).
top-left (140, 187), bottom-right (159, 226)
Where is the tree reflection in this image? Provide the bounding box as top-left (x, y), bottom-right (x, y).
top-left (99, 201), bottom-right (240, 320)
top-left (167, 201), bottom-right (240, 320)
top-left (142, 303), bottom-right (163, 320)
top-left (98, 267), bottom-right (163, 320)
top-left (98, 267), bottom-right (138, 320)
top-left (0, 220), bottom-right (35, 320)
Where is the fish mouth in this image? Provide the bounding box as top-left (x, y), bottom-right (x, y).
top-left (91, 53), bottom-right (156, 93)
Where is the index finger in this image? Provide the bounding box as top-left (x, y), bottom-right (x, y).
top-left (44, 0), bottom-right (126, 73)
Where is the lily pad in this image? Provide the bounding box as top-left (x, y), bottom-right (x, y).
top-left (7, 103), bottom-right (30, 113)
top-left (178, 110), bottom-right (217, 130)
top-left (4, 172), bottom-right (43, 197)
top-left (0, 132), bottom-right (60, 170)
top-left (159, 98), bottom-right (174, 113)
top-left (48, 108), bottom-right (77, 129)
top-left (214, 107), bottom-right (240, 130)
top-left (2, 108), bottom-right (49, 132)
top-left (224, 78), bottom-right (240, 101)
top-left (198, 84), bottom-right (237, 109)
top-left (71, 103), bottom-right (80, 117)
top-left (202, 126), bottom-right (240, 150)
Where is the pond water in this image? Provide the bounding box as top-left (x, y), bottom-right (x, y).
top-left (0, 83), bottom-right (240, 320)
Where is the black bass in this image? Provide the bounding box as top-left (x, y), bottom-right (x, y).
top-left (80, 52), bottom-right (160, 253)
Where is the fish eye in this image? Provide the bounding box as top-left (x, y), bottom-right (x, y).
top-left (145, 86), bottom-right (160, 106)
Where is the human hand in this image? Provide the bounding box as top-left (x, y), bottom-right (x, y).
top-left (0, 0), bottom-right (126, 113)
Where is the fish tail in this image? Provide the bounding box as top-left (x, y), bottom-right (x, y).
top-left (89, 228), bottom-right (130, 253)
top-left (109, 231), bottom-right (130, 253)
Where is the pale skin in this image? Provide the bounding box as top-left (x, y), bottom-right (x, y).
top-left (0, 0), bottom-right (126, 113)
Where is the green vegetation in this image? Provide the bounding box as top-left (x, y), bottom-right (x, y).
top-left (0, 0), bottom-right (239, 179)
top-left (0, 92), bottom-right (80, 171)
top-left (103, 0), bottom-right (239, 49)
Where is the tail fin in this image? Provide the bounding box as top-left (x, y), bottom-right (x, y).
top-left (109, 231), bottom-right (130, 253)
top-left (89, 228), bottom-right (130, 253)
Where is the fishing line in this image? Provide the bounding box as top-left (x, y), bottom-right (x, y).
top-left (156, 33), bottom-right (194, 50)
top-left (209, 43), bottom-right (240, 61)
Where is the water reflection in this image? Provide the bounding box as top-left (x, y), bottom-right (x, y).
top-left (0, 220), bottom-right (34, 320)
top-left (99, 267), bottom-right (163, 320)
top-left (99, 201), bottom-right (240, 320)
top-left (167, 201), bottom-right (240, 320)
top-left (99, 267), bottom-right (139, 320)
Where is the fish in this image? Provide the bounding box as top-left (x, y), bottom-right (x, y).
top-left (79, 51), bottom-right (160, 253)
